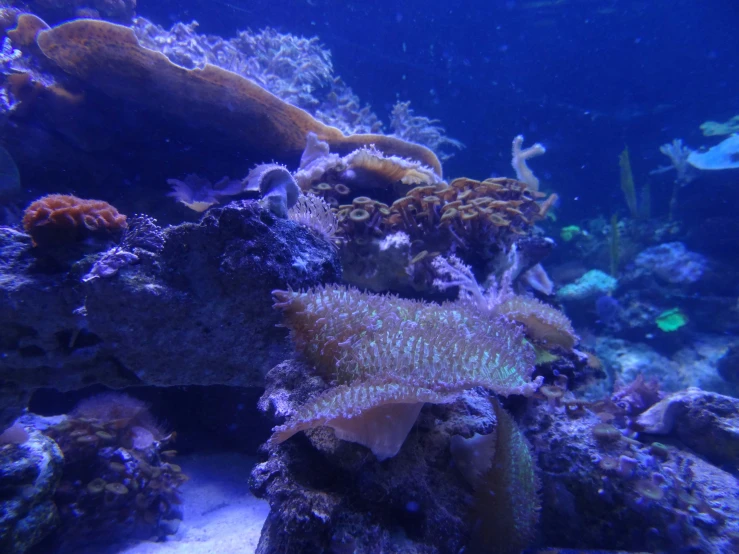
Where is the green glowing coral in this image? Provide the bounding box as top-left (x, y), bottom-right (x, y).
top-left (655, 308), bottom-right (687, 332)
top-left (560, 225), bottom-right (582, 242)
top-left (271, 285), bottom-right (540, 459)
top-left (557, 269), bottom-right (618, 302)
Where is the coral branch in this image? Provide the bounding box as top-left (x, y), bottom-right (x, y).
top-left (511, 135), bottom-right (546, 191)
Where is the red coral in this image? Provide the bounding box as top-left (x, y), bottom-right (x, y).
top-left (22, 194), bottom-right (127, 247)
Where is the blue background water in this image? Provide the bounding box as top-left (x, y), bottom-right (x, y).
top-left (139, 0), bottom-right (739, 222)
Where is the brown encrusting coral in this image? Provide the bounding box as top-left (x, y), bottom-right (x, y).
top-left (42, 393), bottom-right (185, 547)
top-left (327, 175), bottom-right (556, 291)
top-left (341, 176), bottom-right (551, 243)
top-left (22, 193), bottom-right (127, 246)
top-left (34, 18), bottom-right (443, 174)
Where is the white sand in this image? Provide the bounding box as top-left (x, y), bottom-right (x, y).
top-left (113, 452), bottom-right (269, 554)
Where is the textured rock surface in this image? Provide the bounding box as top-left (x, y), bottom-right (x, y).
top-left (592, 335), bottom-right (737, 398)
top-left (0, 429), bottom-right (64, 554)
top-left (635, 388), bottom-right (739, 466)
top-left (254, 363), bottom-right (739, 553)
top-left (0, 201), bottom-right (341, 428)
top-left (250, 360), bottom-right (494, 554)
top-left (525, 399), bottom-right (739, 553)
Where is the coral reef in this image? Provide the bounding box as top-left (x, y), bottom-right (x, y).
top-left (0, 425), bottom-right (63, 554)
top-left (270, 283), bottom-right (540, 459)
top-left (131, 18), bottom-right (380, 136)
top-left (22, 193), bottom-right (127, 247)
top-left (433, 251), bottom-right (578, 350)
top-left (287, 133), bottom-right (555, 292)
top-left (389, 101), bottom-right (464, 162)
top-left (524, 395), bottom-right (739, 552)
top-left (253, 362), bottom-right (538, 554)
top-left (42, 393), bottom-right (184, 548)
top-left (557, 269), bottom-right (618, 301)
top-left (287, 193), bottom-right (338, 243)
top-left (635, 388), bottom-right (739, 466)
top-left (35, 17), bottom-right (442, 173)
top-left (0, 13), bottom-right (442, 202)
top-left (634, 241), bottom-right (707, 284)
top-left (0, 201), bottom-right (341, 430)
top-left (592, 335), bottom-right (738, 397)
top-left (294, 132), bottom-right (442, 197)
top-left (2, 3), bottom-right (737, 553)
top-left (83, 214), bottom-right (166, 282)
top-left (301, 153), bottom-right (556, 292)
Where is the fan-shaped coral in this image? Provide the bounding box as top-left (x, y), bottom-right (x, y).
top-left (22, 193), bottom-right (127, 246)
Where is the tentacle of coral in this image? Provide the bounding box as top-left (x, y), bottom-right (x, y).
top-left (270, 285), bottom-right (542, 458)
top-left (468, 397), bottom-right (541, 554)
top-left (271, 383), bottom-right (456, 460)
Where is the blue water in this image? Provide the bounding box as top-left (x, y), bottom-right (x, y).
top-left (143, 0), bottom-right (739, 221)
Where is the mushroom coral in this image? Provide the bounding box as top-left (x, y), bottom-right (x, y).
top-left (34, 18), bottom-right (442, 174)
top-left (270, 285), bottom-right (540, 459)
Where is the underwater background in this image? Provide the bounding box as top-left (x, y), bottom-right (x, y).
top-left (1, 0), bottom-right (739, 553)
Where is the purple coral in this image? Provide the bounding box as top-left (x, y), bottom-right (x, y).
top-left (390, 101), bottom-right (464, 161)
top-left (132, 18), bottom-right (380, 135)
top-left (634, 242), bottom-right (707, 284)
top-left (82, 215), bottom-right (165, 282)
top-left (121, 214), bottom-right (166, 254)
top-left (167, 174), bottom-right (244, 212)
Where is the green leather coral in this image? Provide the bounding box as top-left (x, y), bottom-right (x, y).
top-left (271, 285), bottom-right (540, 459)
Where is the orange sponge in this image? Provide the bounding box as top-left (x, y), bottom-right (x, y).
top-left (23, 194), bottom-right (127, 247)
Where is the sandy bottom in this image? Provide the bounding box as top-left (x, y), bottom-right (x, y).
top-left (112, 452), bottom-right (269, 554)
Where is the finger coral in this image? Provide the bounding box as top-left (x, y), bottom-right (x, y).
top-left (22, 193), bottom-right (127, 247)
top-left (271, 285), bottom-right (540, 459)
top-left (511, 135), bottom-right (546, 192)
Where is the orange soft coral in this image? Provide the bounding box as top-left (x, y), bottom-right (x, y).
top-left (23, 194), bottom-right (127, 247)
